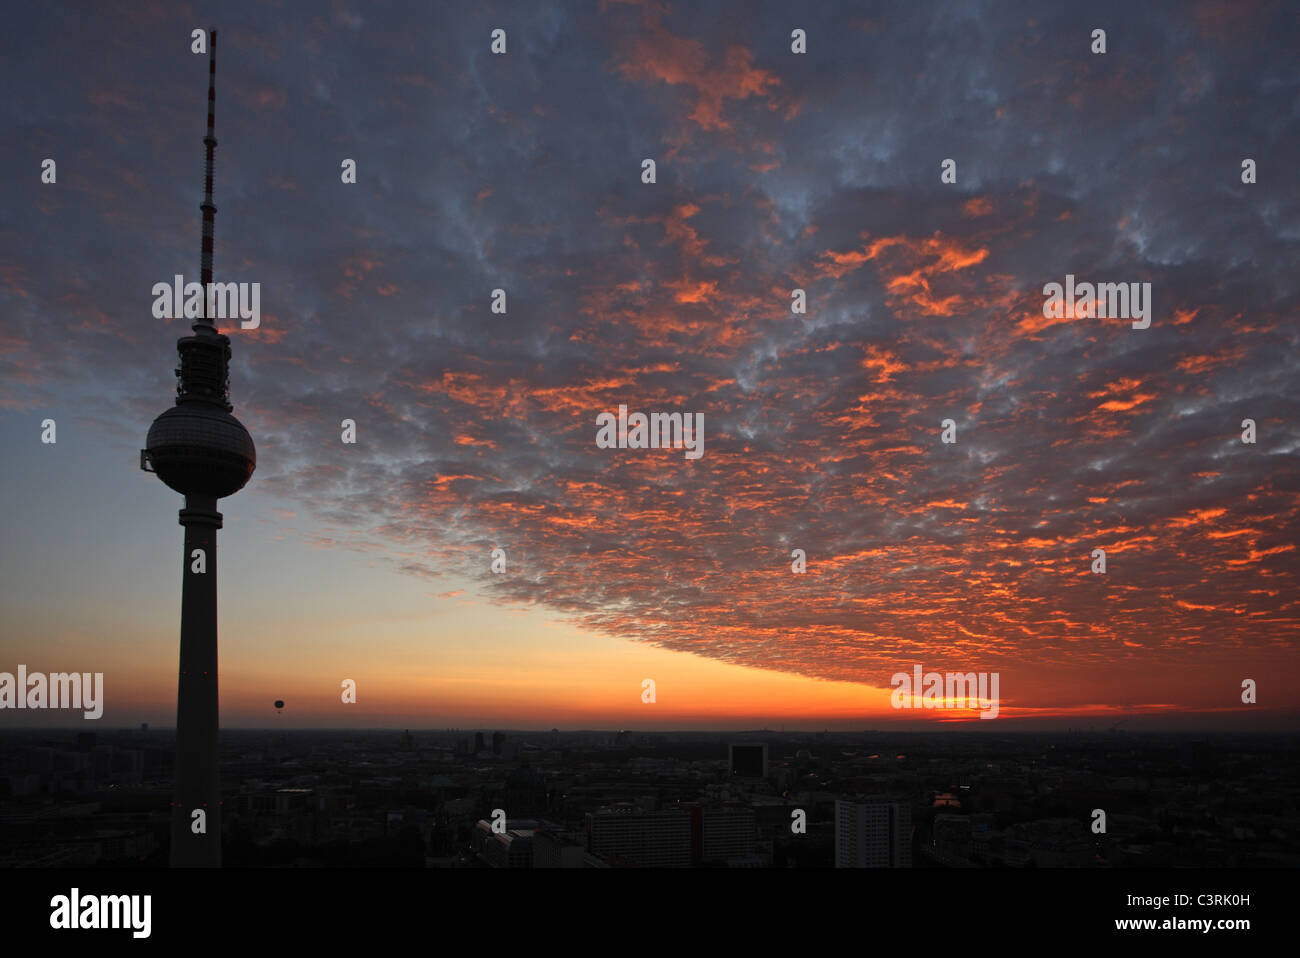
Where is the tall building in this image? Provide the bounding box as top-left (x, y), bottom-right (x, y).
top-left (701, 807), bottom-right (757, 863)
top-left (835, 800), bottom-right (912, 868)
top-left (585, 806), bottom-right (693, 867)
top-left (141, 29), bottom-right (256, 867)
top-left (729, 743), bottom-right (768, 778)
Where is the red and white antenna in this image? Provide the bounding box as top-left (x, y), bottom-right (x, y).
top-left (198, 27), bottom-right (218, 303)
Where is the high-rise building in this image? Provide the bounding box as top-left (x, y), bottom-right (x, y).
top-left (701, 807), bottom-right (757, 863)
top-left (729, 743), bottom-right (767, 778)
top-left (835, 800), bottom-right (912, 867)
top-left (585, 806), bottom-right (693, 867)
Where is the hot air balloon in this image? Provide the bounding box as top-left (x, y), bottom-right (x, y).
top-left (274, 699), bottom-right (284, 713)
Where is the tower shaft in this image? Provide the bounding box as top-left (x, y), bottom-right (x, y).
top-left (170, 495), bottom-right (222, 867)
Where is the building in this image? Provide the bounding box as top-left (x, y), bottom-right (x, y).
top-left (586, 806), bottom-right (693, 867)
top-left (933, 813), bottom-right (973, 860)
top-left (729, 743), bottom-right (767, 778)
top-left (533, 828), bottom-right (587, 868)
top-left (835, 800), bottom-right (911, 867)
top-left (483, 828), bottom-right (534, 868)
top-left (503, 760), bottom-right (549, 814)
top-left (702, 807), bottom-right (757, 863)
top-left (473, 818), bottom-right (542, 867)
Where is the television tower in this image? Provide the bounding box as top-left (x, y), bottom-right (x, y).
top-left (140, 28), bottom-right (255, 867)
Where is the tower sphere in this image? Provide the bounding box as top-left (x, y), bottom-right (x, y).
top-left (146, 403), bottom-right (255, 499)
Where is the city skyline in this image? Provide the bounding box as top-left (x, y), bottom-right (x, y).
top-left (2, 0), bottom-right (1297, 733)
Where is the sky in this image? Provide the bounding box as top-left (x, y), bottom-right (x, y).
top-left (0, 0), bottom-right (1297, 730)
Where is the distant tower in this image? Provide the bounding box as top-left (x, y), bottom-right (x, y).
top-left (140, 28), bottom-right (255, 868)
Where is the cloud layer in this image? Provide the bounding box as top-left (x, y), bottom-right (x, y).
top-left (2, 0), bottom-right (1296, 711)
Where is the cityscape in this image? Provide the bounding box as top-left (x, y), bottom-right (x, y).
top-left (3, 727), bottom-right (1295, 869)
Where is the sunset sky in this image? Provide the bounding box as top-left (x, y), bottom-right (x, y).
top-left (1, 0), bottom-right (1296, 730)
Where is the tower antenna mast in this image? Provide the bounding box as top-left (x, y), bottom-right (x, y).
top-left (199, 28), bottom-right (218, 296)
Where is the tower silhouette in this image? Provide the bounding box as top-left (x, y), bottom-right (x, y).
top-left (140, 28), bottom-right (255, 867)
